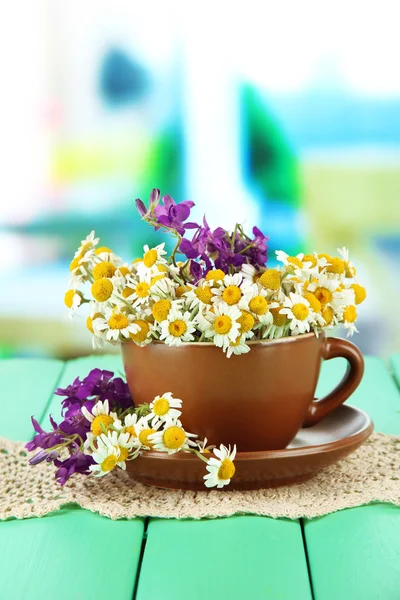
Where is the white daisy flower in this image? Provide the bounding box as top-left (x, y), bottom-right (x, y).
top-left (275, 250), bottom-right (316, 278)
top-left (124, 275), bottom-right (152, 308)
top-left (280, 292), bottom-right (314, 334)
top-left (136, 243), bottom-right (167, 278)
top-left (64, 289), bottom-right (83, 319)
top-left (337, 247), bottom-right (357, 278)
top-left (225, 335), bottom-right (251, 358)
top-left (104, 430), bottom-right (137, 468)
top-left (212, 273), bottom-right (252, 307)
top-left (341, 304), bottom-right (359, 337)
top-left (241, 263), bottom-right (260, 284)
top-left (148, 417), bottom-right (197, 454)
top-left (94, 309), bottom-right (141, 342)
top-left (74, 230), bottom-right (99, 262)
top-left (82, 399), bottom-right (119, 436)
top-left (201, 302), bottom-right (241, 349)
top-left (123, 413), bottom-right (139, 442)
top-left (150, 276), bottom-right (179, 299)
top-left (204, 444), bottom-right (237, 488)
top-left (159, 307), bottom-right (196, 346)
top-left (239, 283), bottom-right (273, 326)
top-left (307, 273), bottom-right (340, 307)
top-left (135, 416), bottom-right (161, 449)
top-left (69, 260), bottom-right (91, 287)
top-left (185, 281), bottom-right (215, 310)
top-left (149, 392), bottom-right (182, 426)
top-left (262, 301), bottom-right (290, 339)
top-left (89, 433), bottom-right (134, 477)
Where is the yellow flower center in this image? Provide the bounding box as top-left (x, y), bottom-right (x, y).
top-left (101, 455), bottom-right (118, 472)
top-left (322, 306), bottom-right (334, 325)
top-left (139, 428), bottom-right (156, 448)
top-left (238, 310), bottom-right (255, 333)
top-left (125, 425), bottom-right (136, 437)
top-left (152, 299), bottom-right (171, 322)
top-left (118, 266), bottom-right (130, 277)
top-left (168, 319), bottom-right (187, 337)
top-left (230, 336), bottom-right (242, 347)
top-left (130, 320), bottom-right (150, 343)
top-left (259, 269), bottom-right (280, 290)
top-left (318, 253), bottom-right (332, 263)
top-left (351, 284), bottom-right (366, 305)
top-left (69, 257), bottom-right (82, 272)
top-left (270, 307), bottom-right (288, 327)
top-left (163, 426), bottom-right (186, 450)
top-left (222, 285), bottom-right (242, 305)
top-left (95, 246), bottom-right (112, 255)
top-left (132, 257), bottom-right (142, 265)
top-left (194, 286), bottom-right (213, 304)
top-left (206, 269), bottom-right (225, 282)
top-left (91, 414), bottom-right (114, 436)
top-left (214, 315), bottom-right (232, 334)
top-left (86, 316), bottom-right (94, 333)
top-left (91, 278), bottom-right (113, 302)
top-left (326, 257), bottom-right (345, 275)
top-left (292, 303), bottom-right (309, 321)
top-left (143, 249), bottom-right (158, 268)
top-left (176, 285), bottom-right (189, 298)
top-left (303, 254), bottom-right (317, 267)
top-left (108, 313), bottom-right (129, 330)
top-left (157, 264), bottom-right (169, 273)
top-left (314, 287), bottom-right (332, 305)
top-left (118, 447), bottom-right (129, 462)
top-left (123, 287), bottom-right (134, 298)
top-left (93, 262), bottom-right (117, 280)
top-left (249, 295), bottom-right (268, 315)
top-left (303, 292), bottom-right (321, 313)
top-left (343, 305), bottom-right (357, 323)
top-left (153, 398), bottom-right (170, 416)
top-left (287, 256), bottom-right (303, 268)
top-left (64, 289), bottom-right (81, 308)
top-left (135, 282), bottom-right (150, 298)
top-left (218, 458), bottom-right (235, 480)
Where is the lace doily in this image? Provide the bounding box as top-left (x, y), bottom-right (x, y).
top-left (1, 433), bottom-right (400, 521)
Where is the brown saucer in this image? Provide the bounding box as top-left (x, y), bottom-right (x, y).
top-left (126, 405), bottom-right (373, 491)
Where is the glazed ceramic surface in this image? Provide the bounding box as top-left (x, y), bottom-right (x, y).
top-left (122, 334), bottom-right (364, 451)
top-left (126, 405), bottom-right (373, 491)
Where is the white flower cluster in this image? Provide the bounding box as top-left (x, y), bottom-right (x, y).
top-left (82, 394), bottom-right (236, 489)
top-left (64, 232), bottom-right (366, 356)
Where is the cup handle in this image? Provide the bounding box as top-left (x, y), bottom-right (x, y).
top-left (303, 337), bottom-right (364, 427)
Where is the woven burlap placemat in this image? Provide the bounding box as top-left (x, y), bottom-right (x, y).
top-left (1, 433), bottom-right (400, 521)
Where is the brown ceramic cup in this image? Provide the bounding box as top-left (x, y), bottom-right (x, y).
top-left (122, 333), bottom-right (364, 451)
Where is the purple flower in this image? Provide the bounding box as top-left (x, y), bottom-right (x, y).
top-left (153, 194), bottom-right (198, 235)
top-left (29, 449), bottom-right (60, 465)
top-left (54, 452), bottom-right (95, 486)
top-left (26, 368), bottom-right (134, 485)
top-left (25, 416), bottom-right (65, 452)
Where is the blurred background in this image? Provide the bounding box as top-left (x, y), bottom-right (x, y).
top-left (1, 0), bottom-right (399, 359)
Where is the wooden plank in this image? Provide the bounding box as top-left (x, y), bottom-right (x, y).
top-left (136, 517), bottom-right (312, 600)
top-left (0, 355), bottom-right (144, 600)
top-left (0, 358), bottom-right (64, 440)
top-left (305, 355), bottom-right (400, 600)
top-left (0, 507), bottom-right (144, 600)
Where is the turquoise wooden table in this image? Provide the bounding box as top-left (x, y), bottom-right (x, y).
top-left (1, 354), bottom-right (400, 600)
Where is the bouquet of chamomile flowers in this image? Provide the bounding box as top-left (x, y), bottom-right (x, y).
top-left (26, 368), bottom-right (236, 489)
top-left (65, 189), bottom-right (366, 357)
